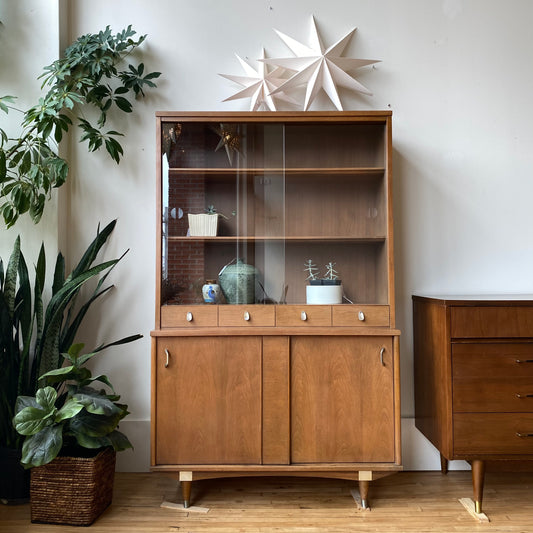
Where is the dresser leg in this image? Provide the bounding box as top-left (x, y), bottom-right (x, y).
top-left (358, 479), bottom-right (370, 509)
top-left (181, 480), bottom-right (192, 508)
top-left (440, 453), bottom-right (448, 474)
top-left (472, 459), bottom-right (485, 514)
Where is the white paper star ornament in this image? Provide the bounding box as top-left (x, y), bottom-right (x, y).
top-left (263, 16), bottom-right (380, 111)
top-left (219, 48), bottom-right (298, 111)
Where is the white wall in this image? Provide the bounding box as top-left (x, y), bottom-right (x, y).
top-left (3, 0), bottom-right (533, 472)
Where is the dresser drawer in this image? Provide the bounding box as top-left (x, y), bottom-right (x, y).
top-left (218, 306), bottom-right (275, 327)
top-left (452, 344), bottom-right (533, 412)
top-left (332, 305), bottom-right (390, 327)
top-left (451, 306), bottom-right (533, 338)
top-left (454, 413), bottom-right (533, 455)
top-left (276, 305), bottom-right (331, 327)
top-left (160, 305), bottom-right (218, 327)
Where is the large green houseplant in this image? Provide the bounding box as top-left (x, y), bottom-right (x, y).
top-left (14, 342), bottom-right (132, 468)
top-left (0, 25), bottom-right (160, 227)
top-left (0, 219), bottom-right (141, 502)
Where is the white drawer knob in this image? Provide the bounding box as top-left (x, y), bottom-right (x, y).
top-left (244, 311), bottom-right (250, 321)
top-left (301, 311), bottom-right (307, 321)
top-left (358, 311), bottom-right (365, 321)
top-left (186, 312), bottom-right (193, 322)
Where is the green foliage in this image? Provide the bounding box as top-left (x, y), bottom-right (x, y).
top-left (0, 219), bottom-right (142, 450)
top-left (0, 26), bottom-right (161, 227)
top-left (14, 343), bottom-right (133, 468)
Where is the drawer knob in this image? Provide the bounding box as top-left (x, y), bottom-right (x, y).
top-left (301, 311), bottom-right (307, 321)
top-left (164, 349), bottom-right (170, 368)
top-left (516, 359), bottom-right (533, 363)
top-left (358, 311), bottom-right (365, 321)
top-left (516, 432), bottom-right (533, 438)
top-left (380, 347), bottom-right (386, 366)
top-left (186, 312), bottom-right (193, 322)
top-left (516, 393), bottom-right (533, 399)
top-left (244, 311), bottom-right (250, 321)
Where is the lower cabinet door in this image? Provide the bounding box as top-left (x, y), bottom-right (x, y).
top-left (155, 336), bottom-right (262, 465)
top-left (290, 336), bottom-right (395, 463)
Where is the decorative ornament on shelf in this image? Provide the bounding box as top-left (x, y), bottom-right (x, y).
top-left (263, 15), bottom-right (380, 111)
top-left (219, 48), bottom-right (299, 111)
top-left (212, 123), bottom-right (243, 165)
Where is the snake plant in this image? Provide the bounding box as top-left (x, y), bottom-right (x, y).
top-left (0, 219), bottom-right (141, 449)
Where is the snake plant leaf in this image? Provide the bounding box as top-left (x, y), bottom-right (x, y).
top-left (69, 219), bottom-right (116, 280)
top-left (36, 258), bottom-right (120, 377)
top-left (20, 425), bottom-right (63, 468)
top-left (4, 235), bottom-right (20, 316)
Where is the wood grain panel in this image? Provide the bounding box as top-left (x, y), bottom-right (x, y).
top-left (454, 413), bottom-right (533, 454)
top-left (451, 307), bottom-right (533, 338)
top-left (155, 337), bottom-right (262, 464)
top-left (290, 336), bottom-right (394, 463)
top-left (332, 305), bottom-right (389, 327)
top-left (413, 297), bottom-right (453, 457)
top-left (219, 305), bottom-right (275, 327)
top-left (262, 336), bottom-right (290, 464)
top-left (275, 305), bottom-right (331, 327)
top-left (161, 305), bottom-right (218, 328)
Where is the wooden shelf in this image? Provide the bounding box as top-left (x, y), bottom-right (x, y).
top-left (168, 167), bottom-right (385, 176)
top-left (165, 236), bottom-right (387, 243)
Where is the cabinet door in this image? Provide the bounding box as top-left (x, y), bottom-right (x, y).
top-left (291, 336), bottom-right (395, 463)
top-left (155, 336), bottom-right (262, 465)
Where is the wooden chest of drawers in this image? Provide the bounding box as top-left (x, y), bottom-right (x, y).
top-left (413, 295), bottom-right (533, 514)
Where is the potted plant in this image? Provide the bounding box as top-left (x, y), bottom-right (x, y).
top-left (13, 342), bottom-right (131, 525)
top-left (304, 260), bottom-right (343, 304)
top-left (187, 205), bottom-right (236, 236)
top-left (0, 219), bottom-right (140, 503)
top-left (0, 26), bottom-right (161, 228)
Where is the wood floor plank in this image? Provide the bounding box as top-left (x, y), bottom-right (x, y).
top-left (1, 471), bottom-right (533, 532)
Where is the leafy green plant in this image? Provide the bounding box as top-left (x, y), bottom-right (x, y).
top-left (0, 25), bottom-right (161, 227)
top-left (13, 343), bottom-right (132, 468)
top-left (0, 219), bottom-right (141, 450)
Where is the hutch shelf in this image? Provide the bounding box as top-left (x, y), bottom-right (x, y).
top-left (151, 111), bottom-right (401, 509)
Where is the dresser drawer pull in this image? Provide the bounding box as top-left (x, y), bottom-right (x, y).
top-left (516, 432), bottom-right (533, 438)
top-left (516, 393), bottom-right (533, 399)
top-left (358, 311), bottom-right (365, 321)
top-left (164, 349), bottom-right (170, 368)
top-left (244, 311), bottom-right (250, 321)
top-left (380, 347), bottom-right (386, 366)
top-left (516, 359), bottom-right (533, 363)
top-left (301, 311), bottom-right (307, 321)
top-left (186, 312), bottom-right (193, 322)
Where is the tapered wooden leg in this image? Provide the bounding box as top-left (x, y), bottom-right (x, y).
top-left (181, 480), bottom-right (192, 508)
top-left (472, 459), bottom-right (485, 514)
top-left (358, 479), bottom-right (370, 509)
top-left (440, 453), bottom-right (449, 475)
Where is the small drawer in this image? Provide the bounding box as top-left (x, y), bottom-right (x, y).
top-left (275, 305), bottom-right (331, 327)
top-left (454, 413), bottom-right (533, 455)
top-left (218, 306), bottom-right (275, 327)
top-left (160, 305), bottom-right (218, 327)
top-left (332, 305), bottom-right (390, 327)
top-left (451, 306), bottom-right (533, 338)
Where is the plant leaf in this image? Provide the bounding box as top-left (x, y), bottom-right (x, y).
top-left (20, 424), bottom-right (63, 468)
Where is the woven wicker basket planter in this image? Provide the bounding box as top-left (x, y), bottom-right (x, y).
top-left (30, 447), bottom-right (116, 526)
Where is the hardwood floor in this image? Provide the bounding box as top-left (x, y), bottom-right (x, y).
top-left (1, 471), bottom-right (533, 532)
